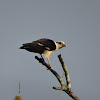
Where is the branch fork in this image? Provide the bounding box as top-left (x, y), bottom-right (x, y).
top-left (35, 54), bottom-right (80, 100)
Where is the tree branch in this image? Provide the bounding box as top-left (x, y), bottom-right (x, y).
top-left (58, 54), bottom-right (71, 92)
top-left (35, 54), bottom-right (80, 100)
top-left (35, 56), bottom-right (65, 88)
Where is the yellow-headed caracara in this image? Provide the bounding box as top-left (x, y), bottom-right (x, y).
top-left (20, 38), bottom-right (66, 65)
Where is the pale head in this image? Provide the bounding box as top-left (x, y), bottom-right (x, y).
top-left (55, 41), bottom-right (66, 50)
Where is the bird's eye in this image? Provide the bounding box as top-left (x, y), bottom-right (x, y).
top-left (59, 42), bottom-right (61, 44)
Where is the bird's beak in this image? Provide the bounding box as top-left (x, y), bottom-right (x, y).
top-left (63, 44), bottom-right (67, 47)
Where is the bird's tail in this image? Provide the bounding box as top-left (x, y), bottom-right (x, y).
top-left (19, 43), bottom-right (33, 52)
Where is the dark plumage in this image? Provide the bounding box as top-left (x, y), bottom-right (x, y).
top-left (20, 39), bottom-right (56, 54)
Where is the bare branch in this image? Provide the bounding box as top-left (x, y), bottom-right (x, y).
top-left (35, 56), bottom-right (65, 88)
top-left (35, 55), bottom-right (80, 100)
top-left (53, 87), bottom-right (65, 90)
top-left (65, 91), bottom-right (80, 100)
top-left (58, 54), bottom-right (71, 92)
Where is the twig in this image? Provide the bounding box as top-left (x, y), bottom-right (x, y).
top-left (35, 56), bottom-right (65, 88)
top-left (58, 54), bottom-right (71, 92)
top-left (35, 55), bottom-right (80, 100)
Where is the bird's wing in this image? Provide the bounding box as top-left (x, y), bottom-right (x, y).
top-left (32, 38), bottom-right (56, 51)
top-left (21, 42), bottom-right (46, 54)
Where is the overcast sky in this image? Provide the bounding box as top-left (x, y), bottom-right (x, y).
top-left (0, 0), bottom-right (100, 100)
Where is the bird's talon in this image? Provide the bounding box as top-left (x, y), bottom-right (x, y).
top-left (48, 63), bottom-right (50, 66)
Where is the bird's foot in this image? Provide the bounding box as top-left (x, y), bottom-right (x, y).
top-left (40, 58), bottom-right (44, 62)
top-left (47, 60), bottom-right (51, 66)
top-left (40, 55), bottom-right (44, 61)
top-left (46, 63), bottom-right (51, 70)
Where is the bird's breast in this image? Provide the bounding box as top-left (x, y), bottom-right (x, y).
top-left (43, 50), bottom-right (53, 59)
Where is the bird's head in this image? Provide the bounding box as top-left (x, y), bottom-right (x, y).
top-left (55, 41), bottom-right (66, 50)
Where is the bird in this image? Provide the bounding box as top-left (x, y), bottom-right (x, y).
top-left (20, 38), bottom-right (66, 65)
